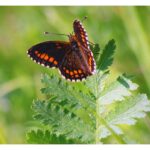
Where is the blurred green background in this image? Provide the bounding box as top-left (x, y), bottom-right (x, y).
top-left (0, 6), bottom-right (150, 144)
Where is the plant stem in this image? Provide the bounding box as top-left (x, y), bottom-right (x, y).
top-left (95, 73), bottom-right (100, 144)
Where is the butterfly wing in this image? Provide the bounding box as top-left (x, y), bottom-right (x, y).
top-left (73, 20), bottom-right (90, 49)
top-left (59, 45), bottom-right (95, 81)
top-left (27, 41), bottom-right (71, 68)
top-left (80, 44), bottom-right (96, 75)
top-left (73, 20), bottom-right (96, 75)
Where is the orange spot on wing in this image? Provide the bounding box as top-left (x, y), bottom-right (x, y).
top-left (74, 70), bottom-right (78, 74)
top-left (78, 69), bottom-right (82, 74)
top-left (37, 53), bottom-right (41, 57)
top-left (54, 60), bottom-right (58, 65)
top-left (81, 31), bottom-right (84, 35)
top-left (49, 57), bottom-right (54, 62)
top-left (66, 70), bottom-right (69, 74)
top-left (40, 53), bottom-right (45, 59)
top-left (81, 34), bottom-right (85, 38)
top-left (70, 71), bottom-right (73, 76)
top-left (82, 38), bottom-right (85, 42)
top-left (44, 55), bottom-right (49, 60)
top-left (88, 57), bottom-right (92, 71)
top-left (89, 57), bottom-right (92, 65)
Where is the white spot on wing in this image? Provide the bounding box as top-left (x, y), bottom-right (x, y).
top-left (81, 78), bottom-right (86, 81)
top-left (79, 21), bottom-right (82, 25)
top-left (76, 79), bottom-right (80, 82)
top-left (90, 52), bottom-right (93, 56)
top-left (67, 78), bottom-right (71, 82)
top-left (85, 36), bottom-right (88, 40)
top-left (85, 32), bottom-right (88, 36)
top-left (61, 75), bottom-right (65, 79)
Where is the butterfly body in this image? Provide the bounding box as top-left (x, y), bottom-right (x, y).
top-left (27, 19), bottom-right (96, 82)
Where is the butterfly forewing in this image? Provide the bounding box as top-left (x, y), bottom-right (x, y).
top-left (27, 41), bottom-right (70, 68)
top-left (73, 20), bottom-right (90, 49)
top-left (73, 20), bottom-right (96, 75)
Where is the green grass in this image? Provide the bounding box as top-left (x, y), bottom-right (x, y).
top-left (0, 6), bottom-right (150, 144)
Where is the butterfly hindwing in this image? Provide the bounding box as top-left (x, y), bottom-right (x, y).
top-left (80, 44), bottom-right (96, 74)
top-left (27, 41), bottom-right (70, 68)
top-left (59, 46), bottom-right (94, 81)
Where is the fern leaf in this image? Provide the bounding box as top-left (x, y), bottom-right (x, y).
top-left (97, 39), bottom-right (116, 71)
top-left (100, 75), bottom-right (138, 105)
top-left (91, 44), bottom-right (101, 63)
top-left (99, 94), bottom-right (150, 139)
top-left (32, 98), bottom-right (95, 143)
top-left (41, 74), bottom-right (95, 112)
top-left (27, 129), bottom-right (75, 144)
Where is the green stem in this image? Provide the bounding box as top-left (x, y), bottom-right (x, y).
top-left (95, 73), bottom-right (100, 144)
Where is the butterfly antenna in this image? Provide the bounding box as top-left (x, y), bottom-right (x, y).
top-left (81, 16), bottom-right (88, 23)
top-left (44, 32), bottom-right (68, 37)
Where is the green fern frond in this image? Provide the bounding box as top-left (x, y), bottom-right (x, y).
top-left (32, 98), bottom-right (95, 143)
top-left (99, 94), bottom-right (150, 139)
top-left (96, 39), bottom-right (116, 71)
top-left (100, 74), bottom-right (138, 105)
top-left (26, 129), bottom-right (75, 144)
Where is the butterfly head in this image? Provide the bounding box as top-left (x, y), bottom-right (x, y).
top-left (68, 33), bottom-right (76, 41)
top-left (68, 34), bottom-right (79, 49)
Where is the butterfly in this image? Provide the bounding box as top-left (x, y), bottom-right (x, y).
top-left (27, 19), bottom-right (96, 82)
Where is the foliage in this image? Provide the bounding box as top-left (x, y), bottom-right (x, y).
top-left (27, 130), bottom-right (75, 144)
top-left (27, 39), bottom-right (150, 144)
top-left (95, 39), bottom-right (116, 70)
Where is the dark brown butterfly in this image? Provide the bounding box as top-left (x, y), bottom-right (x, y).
top-left (27, 19), bottom-right (96, 82)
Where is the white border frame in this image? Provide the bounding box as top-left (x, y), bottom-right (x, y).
top-left (1, 145), bottom-right (150, 150)
top-left (0, 1), bottom-right (150, 150)
top-left (0, 0), bottom-right (150, 6)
